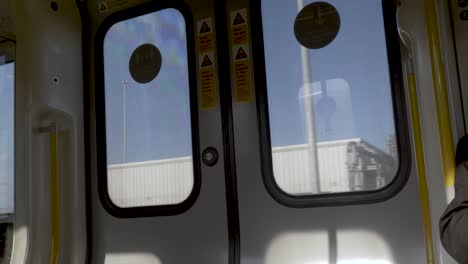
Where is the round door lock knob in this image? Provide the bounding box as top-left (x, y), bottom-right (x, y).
top-left (202, 147), bottom-right (219, 167)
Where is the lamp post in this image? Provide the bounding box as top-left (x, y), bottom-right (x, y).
top-left (122, 80), bottom-right (129, 163)
top-left (297, 0), bottom-right (321, 193)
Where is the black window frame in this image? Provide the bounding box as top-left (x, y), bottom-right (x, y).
top-left (94, 0), bottom-right (201, 218)
top-left (250, 0), bottom-right (411, 207)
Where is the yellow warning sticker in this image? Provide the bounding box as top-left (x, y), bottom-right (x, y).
top-left (232, 45), bottom-right (251, 102)
top-left (199, 52), bottom-right (217, 110)
top-left (197, 18), bottom-right (216, 110)
top-left (230, 9), bottom-right (251, 103)
top-left (233, 13), bottom-right (246, 25)
top-left (197, 18), bottom-right (214, 53)
top-left (200, 22), bottom-right (211, 34)
top-left (201, 54), bottom-right (213, 67)
top-left (230, 9), bottom-right (249, 45)
top-left (235, 47), bottom-right (248, 60)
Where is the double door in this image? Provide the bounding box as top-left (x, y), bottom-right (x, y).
top-left (87, 0), bottom-right (427, 263)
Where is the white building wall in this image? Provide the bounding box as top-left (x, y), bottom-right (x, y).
top-left (271, 145), bottom-right (311, 194)
top-left (107, 157), bottom-right (193, 208)
top-left (272, 140), bottom-right (354, 195)
top-left (316, 140), bottom-right (352, 193)
top-left (107, 139), bottom-right (366, 205)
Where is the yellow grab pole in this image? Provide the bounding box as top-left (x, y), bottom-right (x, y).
top-left (423, 0), bottom-right (456, 197)
top-left (49, 130), bottom-right (60, 264)
top-left (407, 72), bottom-right (436, 264)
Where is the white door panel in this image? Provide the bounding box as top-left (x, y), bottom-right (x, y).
top-left (86, 1), bottom-right (230, 263)
top-left (227, 0), bottom-right (428, 263)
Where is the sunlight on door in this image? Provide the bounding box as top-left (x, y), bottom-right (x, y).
top-left (104, 253), bottom-right (161, 264)
top-left (266, 230), bottom-right (394, 264)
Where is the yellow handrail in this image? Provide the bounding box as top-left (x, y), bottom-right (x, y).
top-left (407, 73), bottom-right (436, 264)
top-left (423, 0), bottom-right (456, 193)
top-left (49, 131), bottom-right (60, 264)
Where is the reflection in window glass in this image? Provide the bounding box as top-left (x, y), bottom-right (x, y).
top-left (262, 0), bottom-right (398, 195)
top-left (103, 9), bottom-right (194, 208)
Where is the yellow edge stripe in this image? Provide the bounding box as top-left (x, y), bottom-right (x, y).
top-left (408, 74), bottom-right (436, 264)
top-left (49, 132), bottom-right (60, 264)
top-left (424, 0), bottom-right (456, 188)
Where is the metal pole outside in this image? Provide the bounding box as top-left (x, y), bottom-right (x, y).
top-left (297, 0), bottom-right (321, 193)
top-left (122, 80), bottom-right (128, 163)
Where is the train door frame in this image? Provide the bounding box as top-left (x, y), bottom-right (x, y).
top-left (83, 0), bottom-right (234, 263)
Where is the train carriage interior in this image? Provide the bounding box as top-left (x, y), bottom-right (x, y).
top-left (1, 0), bottom-right (468, 263)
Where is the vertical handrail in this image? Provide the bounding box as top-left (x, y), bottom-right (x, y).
top-left (424, 0), bottom-right (456, 201)
top-left (407, 65), bottom-right (436, 264)
top-left (49, 127), bottom-right (60, 264)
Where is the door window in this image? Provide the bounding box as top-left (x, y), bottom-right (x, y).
top-left (255, 0), bottom-right (409, 204)
top-left (98, 6), bottom-right (200, 215)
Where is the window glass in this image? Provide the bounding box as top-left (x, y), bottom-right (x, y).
top-left (103, 8), bottom-right (194, 208)
top-left (262, 0), bottom-right (399, 195)
top-left (0, 61), bottom-right (14, 264)
top-left (0, 62), bottom-right (14, 214)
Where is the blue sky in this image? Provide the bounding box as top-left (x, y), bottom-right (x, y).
top-left (264, 0), bottom-right (396, 148)
top-left (104, 9), bottom-right (192, 164)
top-left (0, 62), bottom-right (14, 175)
top-left (103, 1), bottom-right (397, 165)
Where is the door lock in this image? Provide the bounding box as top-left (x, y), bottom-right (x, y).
top-left (202, 147), bottom-right (219, 167)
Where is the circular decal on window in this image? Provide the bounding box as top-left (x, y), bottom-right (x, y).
top-left (129, 43), bottom-right (162, 84)
top-left (294, 2), bottom-right (341, 49)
